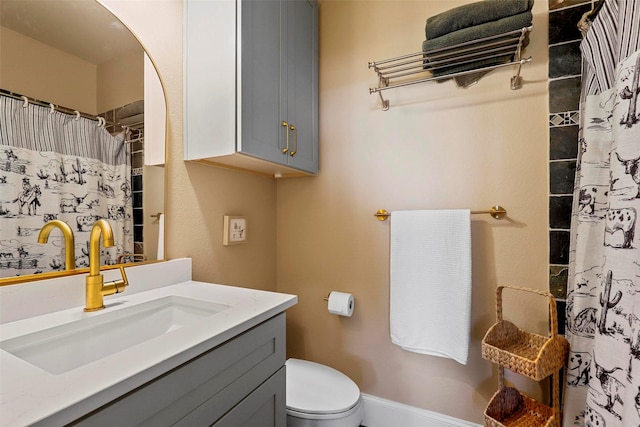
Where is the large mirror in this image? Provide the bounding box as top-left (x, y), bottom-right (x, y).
top-left (0, 0), bottom-right (166, 283)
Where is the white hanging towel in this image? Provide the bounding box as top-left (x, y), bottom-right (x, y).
top-left (157, 213), bottom-right (165, 260)
top-left (390, 209), bottom-right (472, 365)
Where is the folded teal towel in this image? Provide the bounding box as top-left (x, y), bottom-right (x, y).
top-left (428, 33), bottom-right (530, 77)
top-left (422, 12), bottom-right (532, 78)
top-left (422, 11), bottom-right (532, 54)
top-left (437, 54), bottom-right (515, 80)
top-left (425, 0), bottom-right (534, 40)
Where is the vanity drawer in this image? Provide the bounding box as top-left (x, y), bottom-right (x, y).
top-left (183, 366), bottom-right (286, 427)
top-left (71, 313), bottom-right (285, 426)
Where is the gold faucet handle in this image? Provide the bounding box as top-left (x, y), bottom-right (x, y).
top-left (116, 253), bottom-right (147, 264)
top-left (102, 266), bottom-right (129, 296)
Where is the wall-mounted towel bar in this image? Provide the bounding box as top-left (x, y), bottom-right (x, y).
top-left (368, 26), bottom-right (532, 110)
top-left (374, 206), bottom-right (507, 221)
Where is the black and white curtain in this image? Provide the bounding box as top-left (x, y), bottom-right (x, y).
top-left (0, 96), bottom-right (133, 277)
top-left (564, 1), bottom-right (640, 425)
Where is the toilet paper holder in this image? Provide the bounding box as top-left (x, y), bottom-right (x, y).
top-left (324, 291), bottom-right (355, 317)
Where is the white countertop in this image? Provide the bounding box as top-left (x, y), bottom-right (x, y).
top-left (0, 280), bottom-right (297, 427)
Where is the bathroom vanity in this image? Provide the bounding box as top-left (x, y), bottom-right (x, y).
top-left (73, 311), bottom-right (287, 426)
top-left (0, 259), bottom-right (297, 426)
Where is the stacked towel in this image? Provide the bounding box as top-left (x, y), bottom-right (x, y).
top-left (422, 0), bottom-right (534, 87)
top-left (117, 100), bottom-right (144, 127)
top-left (425, 0), bottom-right (534, 40)
top-left (390, 210), bottom-right (472, 365)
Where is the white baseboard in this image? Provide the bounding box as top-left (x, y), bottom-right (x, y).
top-left (361, 394), bottom-right (482, 427)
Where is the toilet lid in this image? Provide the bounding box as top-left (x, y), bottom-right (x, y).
top-left (286, 358), bottom-right (361, 415)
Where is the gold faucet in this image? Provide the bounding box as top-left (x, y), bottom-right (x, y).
top-left (38, 220), bottom-right (75, 270)
top-left (85, 219), bottom-right (128, 312)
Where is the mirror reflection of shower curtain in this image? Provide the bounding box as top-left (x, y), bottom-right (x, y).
top-left (0, 96), bottom-right (133, 277)
top-left (564, 1), bottom-right (640, 426)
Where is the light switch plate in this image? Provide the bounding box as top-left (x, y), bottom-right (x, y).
top-left (223, 215), bottom-right (247, 245)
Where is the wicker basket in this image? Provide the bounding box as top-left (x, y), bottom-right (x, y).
top-left (481, 285), bottom-right (569, 381)
top-left (482, 285), bottom-right (568, 427)
top-left (484, 386), bottom-right (556, 427)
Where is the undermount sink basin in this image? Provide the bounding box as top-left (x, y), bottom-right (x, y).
top-left (0, 296), bottom-right (230, 374)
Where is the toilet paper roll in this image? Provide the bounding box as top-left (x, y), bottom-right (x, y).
top-left (328, 291), bottom-right (355, 317)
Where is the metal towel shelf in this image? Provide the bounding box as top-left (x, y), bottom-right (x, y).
top-left (368, 26), bottom-right (533, 110)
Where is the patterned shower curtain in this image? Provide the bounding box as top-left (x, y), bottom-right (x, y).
top-left (0, 96), bottom-right (133, 278)
top-left (564, 1), bottom-right (640, 425)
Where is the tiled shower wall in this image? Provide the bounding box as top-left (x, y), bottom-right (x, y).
top-left (548, 0), bottom-right (591, 332)
top-left (100, 103), bottom-right (145, 258)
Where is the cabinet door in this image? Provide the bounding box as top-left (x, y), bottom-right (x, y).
top-left (213, 367), bottom-right (286, 427)
top-left (240, 0), bottom-right (286, 165)
top-left (241, 0), bottom-right (318, 174)
top-left (285, 0), bottom-right (318, 173)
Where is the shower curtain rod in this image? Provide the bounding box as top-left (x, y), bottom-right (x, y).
top-left (0, 89), bottom-right (101, 123)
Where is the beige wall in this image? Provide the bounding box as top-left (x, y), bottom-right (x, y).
top-left (97, 50), bottom-right (144, 113)
top-left (100, 0), bottom-right (278, 292)
top-left (0, 27), bottom-right (97, 114)
top-left (0, 26), bottom-right (142, 115)
top-left (276, 0), bottom-right (550, 423)
top-left (102, 0), bottom-right (550, 423)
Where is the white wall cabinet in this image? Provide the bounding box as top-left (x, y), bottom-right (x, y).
top-left (184, 0), bottom-right (318, 177)
top-left (70, 313), bottom-right (286, 426)
top-left (143, 53), bottom-right (166, 167)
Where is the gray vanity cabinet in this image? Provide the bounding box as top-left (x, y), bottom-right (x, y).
top-left (184, 0), bottom-right (318, 177)
top-left (70, 313), bottom-right (287, 427)
top-left (209, 368), bottom-right (285, 427)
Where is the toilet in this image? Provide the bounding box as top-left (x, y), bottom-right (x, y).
top-left (286, 358), bottom-right (365, 427)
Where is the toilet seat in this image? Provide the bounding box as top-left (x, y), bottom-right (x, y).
top-left (286, 358), bottom-right (361, 416)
